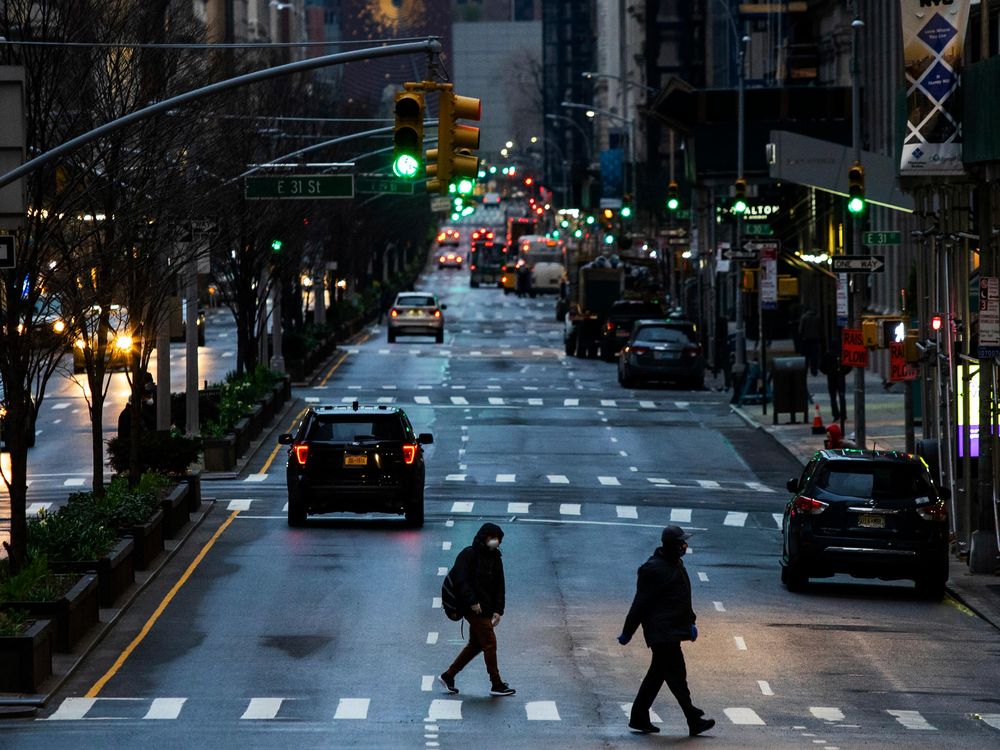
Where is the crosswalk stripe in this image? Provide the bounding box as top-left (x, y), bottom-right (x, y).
top-left (724, 707), bottom-right (765, 725)
top-left (244, 474), bottom-right (267, 482)
top-left (496, 473), bottom-right (516, 483)
top-left (563, 398), bottom-right (579, 406)
top-left (27, 502), bottom-right (52, 516)
top-left (697, 479), bottom-right (721, 489)
top-left (51, 402), bottom-right (71, 410)
top-left (341, 396), bottom-right (355, 403)
top-left (724, 511), bottom-right (748, 527)
top-left (507, 502), bottom-right (531, 514)
top-left (675, 401), bottom-right (689, 408)
top-left (441, 542), bottom-right (451, 551)
top-left (64, 478), bottom-right (86, 487)
top-left (489, 397), bottom-right (505, 405)
top-left (227, 499), bottom-right (253, 511)
top-left (616, 505), bottom-right (638, 519)
top-left (714, 601), bottom-right (726, 612)
top-left (639, 400), bottom-right (656, 408)
top-left (888, 709), bottom-right (936, 730)
top-left (450, 501), bottom-right (474, 513)
top-left (528, 398), bottom-right (543, 406)
top-left (305, 397), bottom-right (320, 403)
top-left (746, 482), bottom-right (775, 493)
top-left (414, 396), bottom-right (431, 404)
top-left (432, 597), bottom-right (442, 609)
top-left (45, 698), bottom-right (96, 721)
top-left (547, 474), bottom-right (569, 484)
top-left (427, 699), bottom-right (462, 721)
top-left (772, 513), bottom-right (784, 528)
top-left (426, 632), bottom-right (439, 644)
top-left (445, 474), bottom-right (467, 482)
top-left (757, 680), bottom-right (774, 696)
top-left (671, 508), bottom-right (692, 523)
top-left (981, 713), bottom-right (1000, 730)
top-left (647, 477), bottom-right (671, 485)
top-left (450, 396), bottom-right (468, 405)
top-left (421, 676), bottom-right (434, 692)
top-left (559, 504), bottom-right (581, 516)
top-left (525, 701), bottom-right (561, 721)
top-left (333, 698), bottom-right (370, 720)
top-left (437, 567), bottom-right (447, 576)
top-left (810, 707), bottom-right (845, 722)
top-left (621, 703), bottom-right (663, 724)
top-left (241, 698), bottom-right (284, 720)
top-left (376, 397), bottom-right (395, 404)
top-left (144, 698), bottom-right (186, 720)
top-left (601, 399), bottom-right (616, 406)
top-left (598, 476), bottom-right (621, 486)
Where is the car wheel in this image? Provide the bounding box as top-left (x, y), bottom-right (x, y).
top-left (388, 330), bottom-right (396, 343)
top-left (470, 280), bottom-right (479, 288)
top-left (287, 498), bottom-right (306, 528)
top-left (914, 571), bottom-right (946, 600)
top-left (688, 376), bottom-right (705, 390)
top-left (435, 331), bottom-right (444, 344)
top-left (621, 366), bottom-right (636, 389)
top-left (405, 487), bottom-right (425, 528)
top-left (782, 559), bottom-right (809, 592)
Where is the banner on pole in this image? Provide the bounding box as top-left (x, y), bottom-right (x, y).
top-left (899, 0), bottom-right (970, 175)
top-left (889, 342), bottom-right (918, 382)
top-left (759, 242), bottom-right (778, 310)
top-left (979, 276), bottom-right (999, 358)
top-left (841, 328), bottom-right (868, 368)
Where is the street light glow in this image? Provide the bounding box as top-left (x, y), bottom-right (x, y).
top-left (505, 140), bottom-right (514, 148)
top-left (585, 110), bottom-right (596, 119)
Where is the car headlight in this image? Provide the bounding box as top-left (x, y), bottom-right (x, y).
top-left (114, 335), bottom-right (133, 350)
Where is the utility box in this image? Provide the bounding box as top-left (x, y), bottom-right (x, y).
top-left (771, 356), bottom-right (809, 424)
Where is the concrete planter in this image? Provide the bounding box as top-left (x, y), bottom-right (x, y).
top-left (257, 394), bottom-right (275, 426)
top-left (247, 403), bottom-right (264, 442)
top-left (129, 508), bottom-right (165, 571)
top-left (203, 434), bottom-right (235, 472)
top-left (160, 483), bottom-right (190, 540)
top-left (232, 417), bottom-right (251, 458)
top-left (51, 537), bottom-right (135, 609)
top-left (0, 619), bottom-right (54, 693)
top-left (0, 574), bottom-right (99, 653)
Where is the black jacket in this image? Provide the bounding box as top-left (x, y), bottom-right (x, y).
top-left (452, 522), bottom-right (506, 617)
top-left (622, 547), bottom-right (696, 646)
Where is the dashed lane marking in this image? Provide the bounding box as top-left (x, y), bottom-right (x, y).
top-left (888, 710), bottom-right (936, 730)
top-left (724, 707), bottom-right (766, 725)
top-left (64, 478), bottom-right (86, 487)
top-left (441, 542), bottom-right (452, 551)
top-left (564, 398), bottom-right (579, 406)
top-left (44, 698), bottom-right (96, 721)
top-left (757, 681), bottom-right (773, 696)
top-left (616, 505), bottom-right (638, 519)
top-left (450, 502), bottom-right (474, 513)
top-left (227, 499), bottom-right (253, 511)
top-left (508, 502), bottom-right (531, 514)
top-left (241, 698), bottom-right (284, 720)
top-left (559, 504), bottom-right (581, 516)
top-left (697, 480), bottom-right (721, 489)
top-left (415, 396), bottom-right (431, 404)
top-left (427, 700), bottom-right (462, 721)
top-left (621, 703), bottom-right (663, 724)
top-left (525, 701), bottom-right (561, 721)
top-left (671, 508), bottom-right (692, 523)
top-left (601, 399), bottom-right (617, 407)
top-left (450, 396), bottom-right (468, 405)
top-left (734, 636), bottom-right (748, 651)
top-left (772, 513), bottom-right (784, 528)
top-left (333, 698), bottom-right (370, 720)
top-left (724, 511), bottom-right (749, 527)
top-left (144, 698), bottom-right (186, 720)
top-left (488, 397), bottom-right (505, 405)
top-left (639, 400), bottom-right (656, 409)
top-left (547, 474), bottom-right (569, 484)
top-left (697, 572), bottom-right (709, 582)
top-left (598, 476), bottom-right (621, 486)
top-left (426, 632), bottom-right (439, 645)
top-left (445, 474), bottom-right (467, 482)
top-left (27, 502), bottom-right (52, 516)
top-left (810, 708), bottom-right (845, 722)
top-left (244, 474), bottom-right (267, 482)
top-left (421, 676), bottom-right (434, 692)
top-left (496, 473), bottom-right (516, 483)
top-left (714, 601), bottom-right (726, 612)
top-left (51, 402), bottom-right (70, 410)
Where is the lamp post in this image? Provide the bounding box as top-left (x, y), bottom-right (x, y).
top-left (544, 113), bottom-right (594, 167)
top-left (850, 13), bottom-right (866, 449)
top-left (560, 101), bottom-right (636, 205)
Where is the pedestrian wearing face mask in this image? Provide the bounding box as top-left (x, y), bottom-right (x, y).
top-left (439, 522), bottom-right (515, 697)
top-left (618, 526), bottom-right (715, 737)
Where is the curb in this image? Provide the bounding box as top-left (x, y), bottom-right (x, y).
top-left (200, 396), bottom-right (302, 481)
top-left (730, 404), bottom-right (809, 469)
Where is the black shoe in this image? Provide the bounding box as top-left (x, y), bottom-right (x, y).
top-left (627, 722), bottom-right (660, 734)
top-left (438, 674), bottom-right (458, 694)
top-left (689, 717), bottom-right (715, 736)
top-left (490, 682), bottom-right (516, 696)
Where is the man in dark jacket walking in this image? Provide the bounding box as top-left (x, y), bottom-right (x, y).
top-left (618, 526), bottom-right (715, 736)
top-left (439, 522), bottom-right (515, 696)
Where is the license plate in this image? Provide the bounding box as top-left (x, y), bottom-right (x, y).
top-left (857, 513), bottom-right (885, 529)
top-left (654, 351), bottom-right (678, 360)
top-left (344, 455), bottom-right (367, 466)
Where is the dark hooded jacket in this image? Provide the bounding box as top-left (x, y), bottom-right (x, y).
top-left (622, 545), bottom-right (695, 646)
top-left (452, 522), bottom-right (506, 617)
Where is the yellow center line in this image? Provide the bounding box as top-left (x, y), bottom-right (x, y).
top-left (259, 406), bottom-right (309, 475)
top-left (86, 510), bottom-right (241, 698)
top-left (944, 594), bottom-right (976, 618)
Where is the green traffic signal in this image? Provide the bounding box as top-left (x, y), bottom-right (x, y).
top-left (573, 229), bottom-right (583, 238)
top-left (731, 198), bottom-right (748, 215)
top-left (621, 205), bottom-right (632, 219)
top-left (667, 196), bottom-right (680, 211)
top-left (585, 215), bottom-right (596, 225)
top-left (456, 178), bottom-right (475, 195)
top-left (270, 239), bottom-right (283, 253)
top-left (847, 196), bottom-right (865, 214)
top-left (604, 234), bottom-right (615, 245)
top-left (392, 153), bottom-right (420, 179)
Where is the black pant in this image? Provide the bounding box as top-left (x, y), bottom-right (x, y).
top-left (630, 642), bottom-right (703, 726)
top-left (827, 375), bottom-right (847, 423)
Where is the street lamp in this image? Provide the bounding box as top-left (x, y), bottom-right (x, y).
top-left (581, 71), bottom-right (659, 96)
top-left (544, 113), bottom-right (593, 166)
top-left (561, 100), bottom-right (636, 208)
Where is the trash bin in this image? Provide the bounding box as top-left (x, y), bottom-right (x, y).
top-left (771, 356), bottom-right (809, 424)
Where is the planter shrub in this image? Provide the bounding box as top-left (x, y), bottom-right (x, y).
top-left (0, 614), bottom-right (54, 693)
top-left (50, 537), bottom-right (135, 609)
top-left (106, 431), bottom-right (202, 478)
top-left (129, 508), bottom-right (165, 571)
top-left (0, 574), bottom-right (99, 653)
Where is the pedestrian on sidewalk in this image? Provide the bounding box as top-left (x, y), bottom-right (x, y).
top-left (618, 526), bottom-right (715, 737)
top-left (799, 307), bottom-right (822, 376)
top-left (439, 522), bottom-right (515, 697)
top-left (819, 337), bottom-right (850, 428)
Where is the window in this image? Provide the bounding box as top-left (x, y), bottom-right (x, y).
top-left (815, 463), bottom-right (929, 500)
top-left (635, 326), bottom-right (693, 343)
top-left (397, 295), bottom-right (436, 307)
top-left (308, 417), bottom-right (403, 442)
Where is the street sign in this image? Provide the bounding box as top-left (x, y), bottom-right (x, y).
top-left (244, 175), bottom-right (354, 200)
top-left (191, 218), bottom-right (219, 237)
top-left (831, 255), bottom-right (885, 273)
top-left (430, 196), bottom-right (452, 213)
top-left (744, 223), bottom-right (773, 236)
top-left (979, 276), bottom-right (1000, 358)
top-left (841, 328), bottom-right (868, 368)
top-left (724, 247), bottom-right (757, 260)
top-left (355, 174), bottom-right (415, 195)
top-left (760, 243), bottom-right (778, 310)
top-left (863, 230), bottom-right (902, 246)
top-left (0, 234), bottom-right (15, 269)
top-left (743, 240), bottom-right (780, 253)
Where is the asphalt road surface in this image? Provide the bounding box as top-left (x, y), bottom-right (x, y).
top-left (2, 265), bottom-right (999, 749)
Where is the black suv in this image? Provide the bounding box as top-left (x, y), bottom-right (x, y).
top-left (781, 450), bottom-right (950, 599)
top-left (278, 403), bottom-right (433, 528)
top-left (600, 300), bottom-right (664, 360)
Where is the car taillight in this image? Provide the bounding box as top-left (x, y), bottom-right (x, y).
top-left (402, 444), bottom-right (418, 464)
top-left (390, 309), bottom-right (398, 318)
top-left (683, 345), bottom-right (701, 357)
top-left (440, 256), bottom-right (446, 262)
top-left (627, 345), bottom-right (650, 355)
top-left (434, 310), bottom-right (442, 318)
top-left (470, 264), bottom-right (477, 270)
top-left (293, 444), bottom-right (309, 465)
top-left (501, 276), bottom-right (508, 283)
top-left (605, 321), bottom-right (615, 332)
top-left (916, 499), bottom-right (947, 521)
top-left (793, 496), bottom-right (828, 515)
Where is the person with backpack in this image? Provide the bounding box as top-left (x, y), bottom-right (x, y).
top-left (438, 522), bottom-right (515, 697)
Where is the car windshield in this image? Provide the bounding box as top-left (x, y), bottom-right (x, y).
top-left (634, 326), bottom-right (693, 343)
top-left (307, 417), bottom-right (404, 442)
top-left (613, 304), bottom-right (663, 318)
top-left (814, 463), bottom-right (931, 499)
top-left (397, 295), bottom-right (435, 307)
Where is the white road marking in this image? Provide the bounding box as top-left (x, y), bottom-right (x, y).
top-left (415, 396), bottom-right (431, 404)
top-left (244, 474), bottom-right (267, 482)
top-left (507, 502), bottom-right (531, 514)
top-left (470, 351), bottom-right (483, 357)
top-left (241, 698), bottom-right (283, 720)
top-left (221, 351), bottom-right (233, 358)
top-left (697, 572), bottom-right (709, 582)
top-left (44, 698), bottom-right (96, 720)
top-left (559, 504), bottom-right (581, 516)
top-left (421, 676), bottom-right (434, 692)
top-left (734, 636), bottom-right (748, 651)
top-left (450, 396), bottom-right (468, 405)
top-left (346, 348), bottom-right (360, 354)
top-left (53, 419), bottom-right (62, 424)
top-left (671, 508), bottom-right (692, 523)
top-left (639, 400), bottom-right (656, 408)
top-left (496, 473), bottom-right (516, 483)
top-left (621, 703), bottom-right (662, 723)
top-left (887, 710), bottom-right (936, 730)
top-left (724, 707), bottom-right (765, 725)
top-left (697, 479), bottom-right (721, 488)
top-left (675, 401), bottom-right (689, 408)
top-left (227, 499), bottom-right (253, 511)
top-left (341, 396), bottom-right (355, 403)
top-left (610, 437), bottom-right (618, 443)
top-left (378, 349), bottom-right (390, 354)
top-left (616, 505), bottom-right (638, 519)
top-left (563, 398), bottom-right (579, 406)
top-left (426, 632), bottom-right (439, 645)
top-left (445, 474), bottom-right (466, 482)
top-left (713, 601), bottom-right (726, 612)
top-left (144, 698), bottom-right (186, 719)
top-left (382, 384), bottom-right (397, 390)
top-left (531, 350), bottom-right (544, 356)
top-left (445, 520), bottom-right (454, 527)
top-left (773, 513), bottom-right (784, 528)
top-left (525, 701), bottom-right (561, 721)
top-left (980, 713), bottom-right (1000, 730)
top-left (427, 699), bottom-right (462, 721)
top-left (547, 474), bottom-right (569, 484)
top-left (432, 597), bottom-right (442, 609)
top-left (598, 476), bottom-right (621, 486)
top-left (437, 567), bottom-right (447, 576)
top-left (305, 397), bottom-right (320, 403)
top-left (281, 503), bottom-right (288, 512)
top-left (618, 450), bottom-right (628, 457)
top-left (348, 385), bottom-right (362, 390)
top-left (647, 477), bottom-right (671, 485)
top-left (333, 698), bottom-right (370, 720)
top-left (724, 511), bottom-right (749, 527)
top-left (376, 397), bottom-right (395, 404)
top-left (528, 398), bottom-right (543, 406)
top-left (488, 397), bottom-right (505, 405)
top-left (27, 502), bottom-right (52, 516)
top-left (450, 501), bottom-right (474, 513)
top-left (64, 478), bottom-right (86, 487)
top-left (810, 707), bottom-right (845, 722)
top-left (51, 402), bottom-right (70, 410)
top-left (441, 542), bottom-right (451, 551)
top-left (757, 680), bottom-right (773, 696)
top-left (601, 399), bottom-right (617, 407)
top-left (746, 482), bottom-right (775, 493)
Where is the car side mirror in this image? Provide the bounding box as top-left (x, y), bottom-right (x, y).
top-left (418, 433), bottom-right (434, 445)
top-left (440, 304), bottom-right (448, 310)
top-left (786, 477), bottom-right (800, 493)
top-left (278, 433), bottom-right (294, 445)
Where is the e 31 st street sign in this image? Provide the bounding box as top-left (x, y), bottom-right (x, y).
top-left (831, 255), bottom-right (885, 273)
top-left (245, 174), bottom-right (354, 199)
top-left (863, 230), bottom-right (902, 246)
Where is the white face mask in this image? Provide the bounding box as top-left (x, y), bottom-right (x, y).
top-left (486, 538), bottom-right (500, 550)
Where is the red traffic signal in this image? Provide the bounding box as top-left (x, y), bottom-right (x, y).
top-left (930, 315), bottom-right (943, 332)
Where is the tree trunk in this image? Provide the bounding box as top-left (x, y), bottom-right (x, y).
top-left (3, 425), bottom-right (30, 573)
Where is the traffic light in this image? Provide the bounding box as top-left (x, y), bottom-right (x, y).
top-left (732, 178), bottom-right (748, 214)
top-left (426, 86), bottom-right (481, 195)
top-left (270, 238), bottom-right (283, 253)
top-left (621, 196), bottom-right (633, 219)
top-left (847, 161), bottom-right (865, 214)
top-left (392, 90), bottom-right (424, 179)
top-left (930, 314), bottom-right (943, 332)
top-left (666, 179), bottom-right (680, 212)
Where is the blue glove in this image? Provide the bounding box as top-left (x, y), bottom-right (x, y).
top-left (690, 624), bottom-right (698, 642)
top-left (617, 633), bottom-right (630, 645)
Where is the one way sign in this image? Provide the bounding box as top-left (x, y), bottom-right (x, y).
top-left (831, 255), bottom-right (885, 273)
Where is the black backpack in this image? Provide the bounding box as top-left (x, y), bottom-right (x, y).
top-left (441, 569), bottom-right (462, 621)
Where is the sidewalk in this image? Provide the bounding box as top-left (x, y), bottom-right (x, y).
top-left (730, 355), bottom-right (1000, 632)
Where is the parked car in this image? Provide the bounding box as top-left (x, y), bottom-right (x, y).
top-left (278, 403), bottom-right (433, 528)
top-left (601, 299), bottom-right (665, 360)
top-left (387, 292), bottom-right (446, 344)
top-left (617, 319), bottom-right (704, 389)
top-left (72, 305), bottom-right (139, 374)
top-left (781, 449), bottom-right (950, 599)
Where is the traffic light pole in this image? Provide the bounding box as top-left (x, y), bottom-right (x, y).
top-left (734, 36), bottom-right (746, 369)
top-left (850, 14), bottom-right (866, 449)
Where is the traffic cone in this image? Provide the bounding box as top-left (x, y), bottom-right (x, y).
top-left (811, 403), bottom-right (825, 434)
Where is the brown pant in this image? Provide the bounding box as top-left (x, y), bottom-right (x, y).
top-left (443, 615), bottom-right (501, 683)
